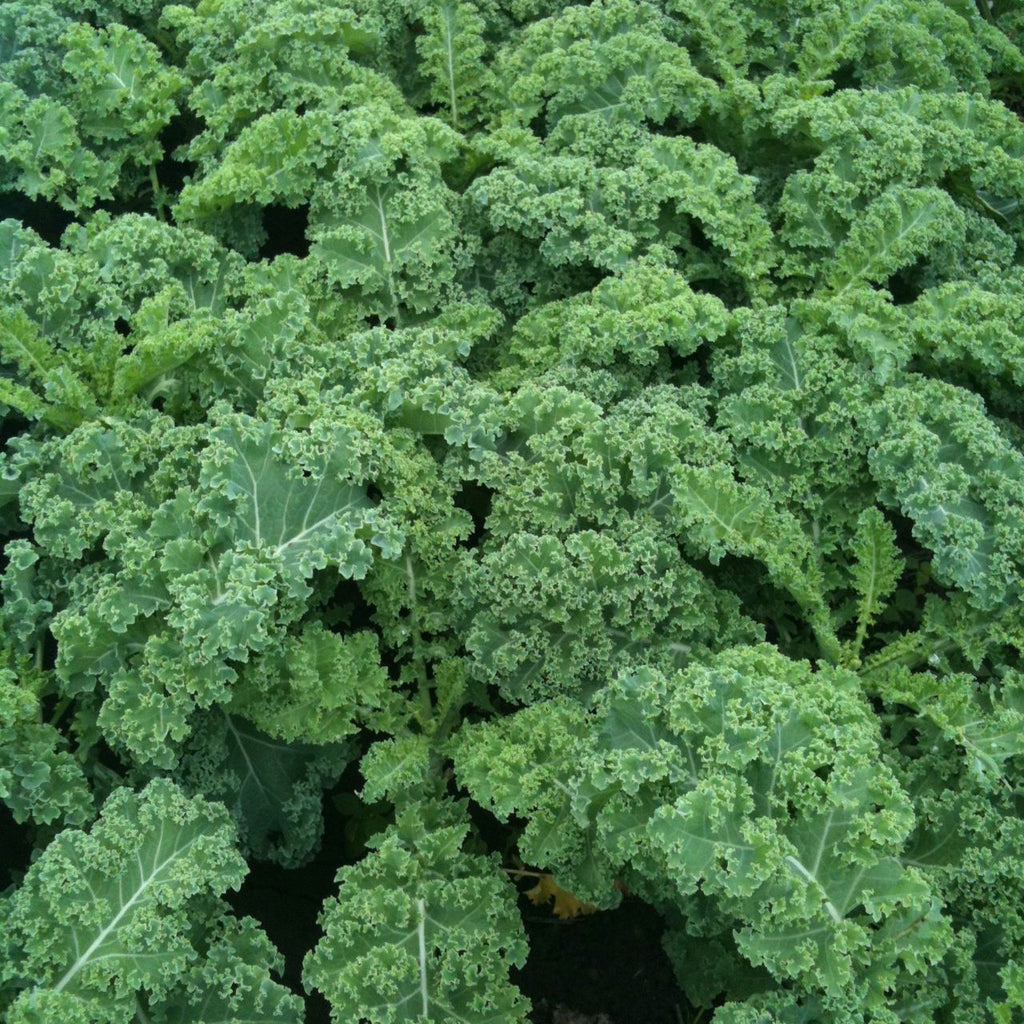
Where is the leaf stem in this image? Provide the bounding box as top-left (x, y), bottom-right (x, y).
top-left (406, 554), bottom-right (433, 727)
top-left (149, 164), bottom-right (166, 222)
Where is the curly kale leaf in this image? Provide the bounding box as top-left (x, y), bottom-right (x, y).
top-left (0, 779), bottom-right (300, 1024)
top-left (864, 376), bottom-right (1024, 609)
top-left (196, 412), bottom-right (391, 594)
top-left (180, 709), bottom-right (355, 867)
top-left (22, 408), bottom-right (398, 766)
top-left (0, 661), bottom-right (92, 827)
top-left (228, 623), bottom-right (404, 744)
top-left (461, 528), bottom-right (755, 702)
top-left (454, 646), bottom-right (950, 1013)
top-left (0, 11), bottom-right (183, 212)
top-left (487, 259), bottom-right (730, 390)
top-left (401, 0), bottom-right (494, 130)
top-left (468, 126), bottom-right (775, 297)
top-left (148, 914), bottom-right (304, 1024)
top-left (175, 99), bottom-right (463, 321)
top-left (487, 0), bottom-right (717, 132)
top-left (304, 799), bottom-right (530, 1023)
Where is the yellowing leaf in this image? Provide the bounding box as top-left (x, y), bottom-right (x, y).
top-left (525, 875), bottom-right (596, 920)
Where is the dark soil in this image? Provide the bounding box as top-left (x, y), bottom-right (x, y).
top-left (515, 895), bottom-right (689, 1024)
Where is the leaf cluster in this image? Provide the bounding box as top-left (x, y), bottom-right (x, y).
top-left (3, 1), bottom-right (1024, 1022)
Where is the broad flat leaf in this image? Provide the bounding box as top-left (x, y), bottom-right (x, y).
top-left (672, 465), bottom-right (777, 559)
top-left (596, 673), bottom-right (697, 789)
top-left (779, 809), bottom-right (922, 923)
top-left (739, 844), bottom-right (931, 995)
top-left (54, 585), bottom-right (166, 689)
top-left (0, 308), bottom-right (60, 384)
top-left (198, 415), bottom-right (381, 594)
top-left (359, 734), bottom-right (433, 804)
top-left (62, 23), bottom-right (183, 142)
top-left (577, 652), bottom-right (940, 1001)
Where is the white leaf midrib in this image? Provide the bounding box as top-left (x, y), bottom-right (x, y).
top-left (52, 826), bottom-right (196, 993)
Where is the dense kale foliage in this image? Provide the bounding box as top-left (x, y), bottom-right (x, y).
top-left (4, 1), bottom-right (1024, 1021)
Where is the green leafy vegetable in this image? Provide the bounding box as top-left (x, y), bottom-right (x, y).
top-left (3, 1), bottom-right (1024, 1021)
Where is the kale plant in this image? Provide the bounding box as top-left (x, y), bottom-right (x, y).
top-left (3, 1), bottom-right (1024, 1021)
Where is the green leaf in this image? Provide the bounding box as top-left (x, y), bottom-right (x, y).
top-left (2, 780), bottom-right (248, 1017)
top-left (197, 413), bottom-right (384, 595)
top-left (844, 507), bottom-right (904, 666)
top-left (304, 801), bottom-right (530, 1024)
top-left (0, 310), bottom-right (93, 429)
top-left (865, 376), bottom-right (1024, 608)
top-left (0, 308), bottom-right (59, 384)
top-left (596, 650), bottom-right (945, 1003)
top-left (670, 465), bottom-right (839, 662)
top-left (62, 23), bottom-right (184, 145)
top-left (0, 663), bottom-right (93, 827)
top-left (312, 178), bottom-right (455, 321)
top-left (230, 624), bottom-right (403, 744)
top-left (828, 187), bottom-right (964, 295)
top-left (407, 0), bottom-right (492, 129)
top-left (641, 135), bottom-right (778, 290)
top-left (176, 109), bottom-right (329, 214)
top-left (152, 916), bottom-right (303, 1024)
top-left (449, 698), bottom-right (614, 905)
top-left (359, 734), bottom-right (434, 805)
top-left (181, 710), bottom-right (353, 867)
